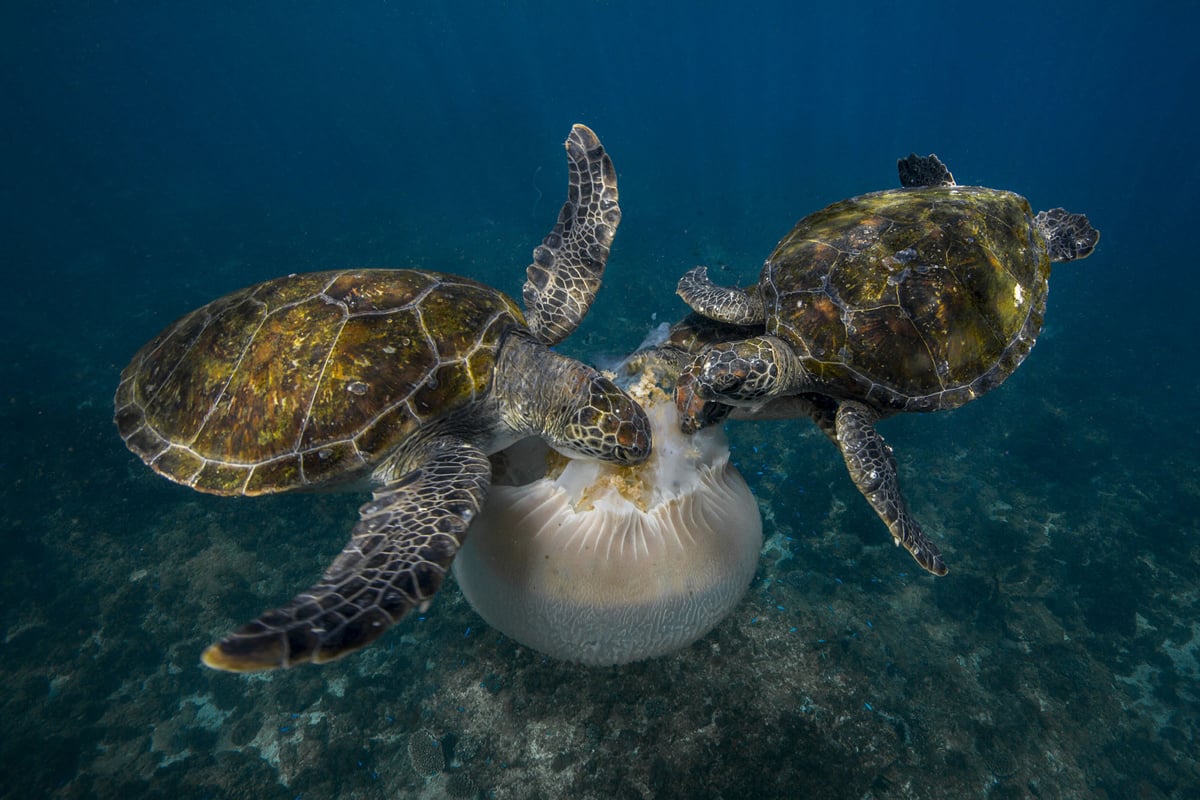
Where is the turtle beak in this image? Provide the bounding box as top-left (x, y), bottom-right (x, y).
top-left (611, 394), bottom-right (652, 463)
top-left (594, 376), bottom-right (652, 464)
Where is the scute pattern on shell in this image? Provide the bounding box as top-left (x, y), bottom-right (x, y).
top-left (114, 269), bottom-right (524, 496)
top-left (764, 185), bottom-right (1050, 411)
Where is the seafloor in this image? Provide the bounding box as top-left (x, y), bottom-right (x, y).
top-left (2, 228), bottom-right (1196, 799)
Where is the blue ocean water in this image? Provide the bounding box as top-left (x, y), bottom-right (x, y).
top-left (2, 2), bottom-right (1197, 798)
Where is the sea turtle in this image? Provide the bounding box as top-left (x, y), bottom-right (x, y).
top-left (672, 154), bottom-right (1099, 575)
top-left (114, 124), bottom-right (651, 671)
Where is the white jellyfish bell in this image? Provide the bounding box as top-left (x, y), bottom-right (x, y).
top-left (453, 345), bottom-right (763, 666)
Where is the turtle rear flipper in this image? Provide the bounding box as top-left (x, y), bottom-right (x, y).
top-left (834, 401), bottom-right (948, 576)
top-left (1035, 208), bottom-right (1100, 262)
top-left (523, 124), bottom-right (622, 345)
top-left (897, 153), bottom-right (956, 188)
top-left (201, 438), bottom-right (491, 671)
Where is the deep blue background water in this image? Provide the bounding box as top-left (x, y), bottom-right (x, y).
top-left (3, 2), bottom-right (1198, 798)
top-left (4, 1), bottom-right (1196, 428)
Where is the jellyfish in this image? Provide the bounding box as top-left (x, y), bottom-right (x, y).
top-left (453, 357), bottom-right (763, 666)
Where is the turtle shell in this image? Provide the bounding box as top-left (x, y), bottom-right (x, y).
top-left (763, 185), bottom-right (1050, 411)
top-left (115, 269), bottom-right (524, 496)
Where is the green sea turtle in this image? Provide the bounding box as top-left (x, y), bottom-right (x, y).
top-left (672, 154), bottom-right (1099, 575)
top-left (114, 124), bottom-right (651, 671)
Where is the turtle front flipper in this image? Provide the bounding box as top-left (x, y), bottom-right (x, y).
top-left (523, 124), bottom-right (622, 346)
top-left (834, 400), bottom-right (948, 576)
top-left (676, 266), bottom-right (766, 325)
top-left (201, 437), bottom-right (491, 671)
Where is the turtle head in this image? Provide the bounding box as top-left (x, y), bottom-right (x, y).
top-left (497, 335), bottom-right (651, 465)
top-left (550, 369), bottom-right (652, 464)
